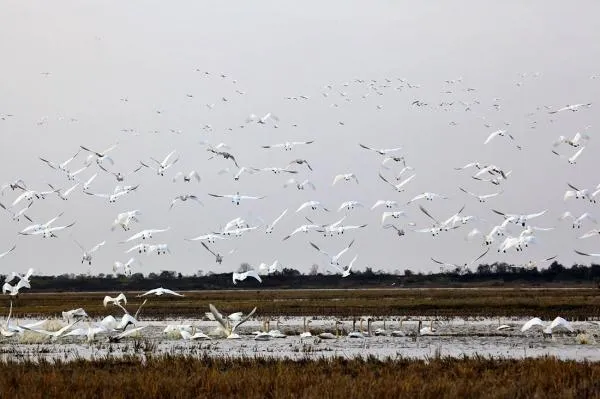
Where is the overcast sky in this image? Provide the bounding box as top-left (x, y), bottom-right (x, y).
top-left (0, 0), bottom-right (599, 277)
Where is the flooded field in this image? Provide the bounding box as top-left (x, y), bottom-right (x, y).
top-left (2, 316), bottom-right (599, 362)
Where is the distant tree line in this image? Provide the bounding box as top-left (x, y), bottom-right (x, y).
top-left (11, 261), bottom-right (600, 292)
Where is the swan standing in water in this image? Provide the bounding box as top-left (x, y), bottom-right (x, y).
top-left (209, 304), bottom-right (256, 339)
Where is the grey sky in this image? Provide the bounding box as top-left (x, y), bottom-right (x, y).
top-left (0, 0), bottom-right (599, 276)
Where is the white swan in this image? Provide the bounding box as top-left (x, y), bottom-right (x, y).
top-left (309, 239), bottom-right (354, 266)
top-left (333, 173), bottom-right (359, 185)
top-left (138, 287), bottom-right (184, 297)
top-left (378, 172), bottom-right (416, 192)
top-left (232, 270), bottom-right (262, 284)
top-left (208, 192), bottom-right (265, 205)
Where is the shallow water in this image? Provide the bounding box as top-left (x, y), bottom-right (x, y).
top-left (2, 316), bottom-right (599, 362)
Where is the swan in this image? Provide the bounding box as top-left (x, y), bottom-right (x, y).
top-left (309, 239), bottom-right (354, 266)
top-left (122, 228), bottom-right (170, 243)
top-left (48, 182), bottom-right (80, 200)
top-left (0, 178), bottom-right (26, 195)
top-left (112, 299), bottom-right (147, 331)
top-left (24, 321), bottom-right (80, 341)
top-left (329, 254), bottom-right (358, 277)
top-left (0, 245), bottom-right (16, 261)
top-left (232, 166), bottom-right (255, 181)
top-left (300, 317), bottom-right (313, 338)
top-left (19, 221), bottom-right (76, 238)
top-left (552, 146), bottom-right (585, 164)
top-left (296, 200), bottom-right (330, 212)
top-left (0, 201), bottom-right (33, 222)
top-left (246, 112), bottom-right (279, 124)
top-left (358, 143), bottom-right (402, 155)
top-left (407, 192), bottom-right (448, 204)
top-left (484, 129), bottom-right (521, 149)
top-left (209, 303), bottom-right (257, 339)
top-left (103, 293), bottom-right (127, 307)
top-left (172, 170), bottom-right (201, 183)
top-left (146, 244), bottom-right (171, 255)
top-left (371, 200), bottom-right (398, 210)
top-left (287, 159), bottom-right (313, 171)
top-left (548, 103), bottom-right (592, 114)
top-left (284, 178), bottom-right (316, 190)
top-left (186, 233), bottom-right (228, 244)
top-left (333, 173), bottom-right (359, 185)
top-left (262, 140), bottom-right (314, 151)
top-left (264, 209), bottom-right (288, 234)
top-left (553, 131), bottom-right (590, 148)
top-left (149, 150), bottom-right (178, 176)
top-left (492, 209), bottom-right (547, 227)
top-left (258, 260), bottom-right (279, 274)
top-left (170, 194), bottom-right (203, 210)
top-left (201, 242), bottom-right (224, 264)
top-left (419, 320), bottom-right (437, 336)
top-left (559, 212), bottom-right (596, 228)
top-left (62, 308), bottom-right (89, 323)
top-left (208, 192), bottom-right (265, 205)
top-left (459, 187), bottom-right (501, 202)
top-left (381, 211), bottom-right (407, 225)
top-left (564, 183), bottom-right (595, 202)
top-left (232, 270), bottom-right (262, 284)
top-left (207, 148), bottom-right (240, 168)
top-left (85, 184), bottom-right (139, 203)
top-left (338, 201), bottom-right (364, 212)
top-left (113, 258), bottom-right (137, 275)
top-left (74, 240), bottom-right (105, 265)
top-left (80, 143), bottom-right (117, 166)
top-left (431, 248), bottom-right (489, 272)
top-left (378, 172), bottom-right (416, 192)
top-left (138, 287), bottom-right (184, 297)
top-left (180, 329), bottom-right (212, 341)
top-left (253, 166), bottom-right (298, 174)
top-left (282, 223), bottom-right (320, 241)
top-left (578, 229), bottom-right (600, 239)
top-left (12, 188), bottom-right (56, 207)
top-left (321, 223), bottom-right (367, 236)
top-left (217, 226), bottom-right (258, 238)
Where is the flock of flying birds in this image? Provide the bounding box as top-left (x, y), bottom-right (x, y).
top-left (0, 69), bottom-right (598, 300)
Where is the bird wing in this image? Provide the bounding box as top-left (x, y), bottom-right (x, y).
top-left (209, 304), bottom-right (229, 331)
top-left (163, 288), bottom-right (184, 297)
top-left (90, 241), bottom-right (106, 253)
top-left (0, 245), bottom-right (16, 259)
top-left (201, 242), bottom-right (217, 257)
top-left (575, 250), bottom-right (600, 257)
top-left (419, 205), bottom-right (439, 224)
top-left (232, 307), bottom-right (257, 332)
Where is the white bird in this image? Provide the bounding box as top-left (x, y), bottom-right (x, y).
top-left (74, 240), bottom-right (106, 265)
top-left (407, 192), bottom-right (448, 204)
top-left (61, 308), bottom-right (89, 323)
top-left (564, 183), bottom-right (595, 202)
top-left (2, 279), bottom-right (28, 296)
top-left (296, 200), bottom-right (330, 212)
top-left (492, 209), bottom-right (547, 227)
top-left (379, 172), bottom-right (416, 192)
top-left (111, 210), bottom-right (141, 231)
top-left (85, 185), bottom-right (139, 203)
top-left (459, 187), bottom-right (501, 202)
top-left (22, 321), bottom-right (79, 341)
top-left (208, 192), bottom-right (265, 205)
top-left (484, 129), bottom-right (521, 149)
top-left (548, 103), bottom-right (592, 114)
top-left (172, 170), bottom-right (201, 183)
top-left (150, 150), bottom-right (179, 176)
top-left (431, 248), bottom-right (490, 272)
top-left (185, 233), bottom-right (228, 244)
top-left (138, 287), bottom-right (184, 297)
top-left (80, 143), bottom-right (118, 166)
top-left (170, 194), bottom-right (203, 210)
top-left (247, 112), bottom-right (279, 125)
top-left (521, 317), bottom-right (545, 332)
top-left (147, 244), bottom-right (171, 255)
top-left (338, 201), bottom-right (364, 212)
top-left (309, 239), bottom-right (354, 266)
top-left (48, 182), bottom-right (80, 201)
top-left (19, 221), bottom-right (76, 238)
top-left (112, 258), bottom-right (137, 275)
top-left (284, 178), bottom-right (316, 190)
top-left (258, 260), bottom-right (279, 274)
top-left (559, 212), bottom-right (597, 229)
top-left (252, 166), bottom-right (298, 175)
top-left (121, 228), bottom-right (170, 243)
top-left (553, 131), bottom-right (590, 148)
top-left (552, 146), bottom-right (585, 164)
top-left (358, 143), bottom-right (402, 155)
top-left (578, 229), bottom-right (600, 239)
top-left (233, 167), bottom-right (256, 181)
top-left (209, 303), bottom-right (257, 339)
top-left (282, 223), bottom-right (320, 241)
top-left (233, 270), bottom-right (263, 284)
top-left (262, 140), bottom-right (314, 151)
top-left (333, 173), bottom-right (359, 185)
top-left (381, 211), bottom-right (407, 225)
top-left (371, 200), bottom-right (398, 210)
top-left (103, 293), bottom-right (127, 307)
top-left (329, 254), bottom-right (358, 278)
top-left (265, 209), bottom-right (288, 234)
top-left (0, 245), bottom-right (16, 260)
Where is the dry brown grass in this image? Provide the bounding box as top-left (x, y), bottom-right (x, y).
top-left (11, 288), bottom-right (600, 320)
top-left (0, 355), bottom-right (599, 398)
